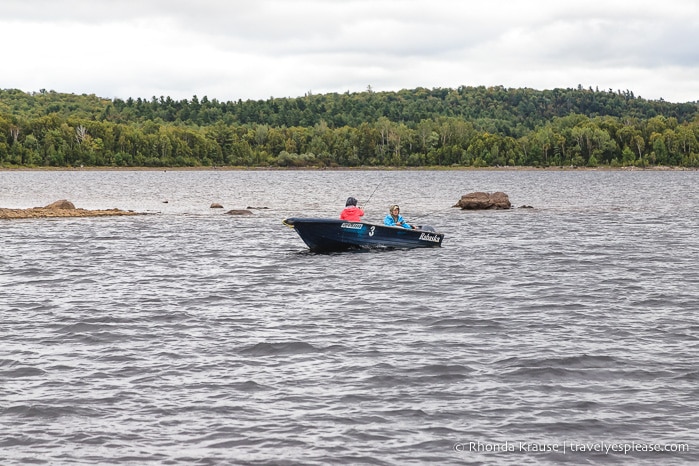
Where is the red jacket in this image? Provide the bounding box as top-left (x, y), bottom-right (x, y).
top-left (340, 206), bottom-right (364, 222)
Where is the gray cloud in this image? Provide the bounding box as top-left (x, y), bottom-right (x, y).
top-left (2, 0), bottom-right (698, 102)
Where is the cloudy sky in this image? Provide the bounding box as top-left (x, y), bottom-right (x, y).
top-left (3, 0), bottom-right (698, 103)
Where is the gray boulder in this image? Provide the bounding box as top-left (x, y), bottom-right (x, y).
top-left (454, 192), bottom-right (511, 210)
top-left (45, 199), bottom-right (76, 210)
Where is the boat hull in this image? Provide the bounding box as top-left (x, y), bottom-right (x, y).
top-left (283, 218), bottom-right (444, 252)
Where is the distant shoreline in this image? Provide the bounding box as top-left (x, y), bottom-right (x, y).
top-left (0, 165), bottom-right (694, 172)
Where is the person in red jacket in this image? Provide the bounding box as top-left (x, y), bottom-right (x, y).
top-left (339, 197), bottom-right (364, 222)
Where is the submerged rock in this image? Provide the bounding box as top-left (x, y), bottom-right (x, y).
top-left (0, 199), bottom-right (141, 219)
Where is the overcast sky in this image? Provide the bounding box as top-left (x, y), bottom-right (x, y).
top-left (3, 0), bottom-right (698, 103)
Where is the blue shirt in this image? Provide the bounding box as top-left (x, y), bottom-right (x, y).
top-left (384, 214), bottom-right (412, 229)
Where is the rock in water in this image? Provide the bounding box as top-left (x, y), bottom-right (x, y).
top-left (454, 192), bottom-right (511, 210)
top-left (45, 199), bottom-right (76, 210)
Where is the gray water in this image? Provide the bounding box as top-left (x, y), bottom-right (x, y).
top-left (1, 169), bottom-right (697, 465)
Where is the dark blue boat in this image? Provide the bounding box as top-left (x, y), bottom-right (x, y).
top-left (283, 218), bottom-right (444, 252)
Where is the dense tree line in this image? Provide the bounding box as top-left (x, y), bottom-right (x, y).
top-left (1, 86), bottom-right (698, 168)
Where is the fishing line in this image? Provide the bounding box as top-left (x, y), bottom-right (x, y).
top-left (362, 175), bottom-right (386, 209)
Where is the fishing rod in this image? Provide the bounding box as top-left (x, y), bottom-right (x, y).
top-left (362, 175), bottom-right (385, 209)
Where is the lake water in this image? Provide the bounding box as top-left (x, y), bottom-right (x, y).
top-left (1, 169), bottom-right (697, 465)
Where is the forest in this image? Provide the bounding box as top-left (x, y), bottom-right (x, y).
top-left (1, 85), bottom-right (698, 168)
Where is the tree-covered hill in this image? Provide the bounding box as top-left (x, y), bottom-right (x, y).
top-left (2, 85), bottom-right (697, 132)
top-left (1, 85), bottom-right (698, 168)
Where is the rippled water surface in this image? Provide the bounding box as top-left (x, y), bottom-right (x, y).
top-left (1, 169), bottom-right (698, 465)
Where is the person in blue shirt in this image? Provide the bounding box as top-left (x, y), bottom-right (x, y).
top-left (384, 204), bottom-right (414, 229)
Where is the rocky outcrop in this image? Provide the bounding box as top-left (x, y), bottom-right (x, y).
top-left (0, 200), bottom-right (141, 219)
top-left (225, 209), bottom-right (253, 215)
top-left (45, 199), bottom-right (76, 210)
top-left (454, 192), bottom-right (512, 210)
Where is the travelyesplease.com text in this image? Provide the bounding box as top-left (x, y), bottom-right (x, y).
top-left (454, 440), bottom-right (689, 455)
